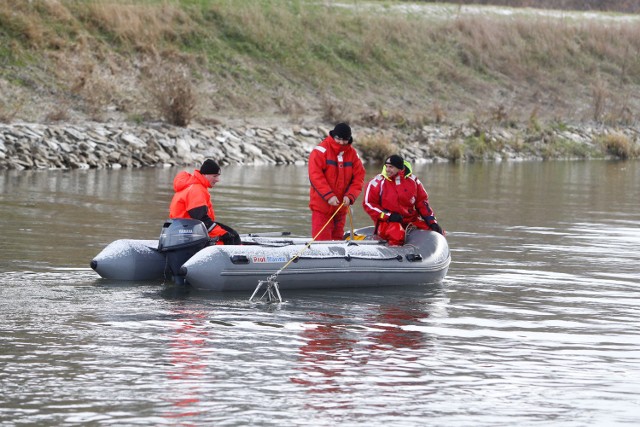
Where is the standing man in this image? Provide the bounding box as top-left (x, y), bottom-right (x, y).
top-left (169, 159), bottom-right (241, 245)
top-left (308, 123), bottom-right (366, 240)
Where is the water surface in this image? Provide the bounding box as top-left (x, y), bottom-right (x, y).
top-left (1, 160), bottom-right (639, 426)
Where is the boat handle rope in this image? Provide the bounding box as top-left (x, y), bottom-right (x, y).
top-left (250, 202), bottom-right (346, 304)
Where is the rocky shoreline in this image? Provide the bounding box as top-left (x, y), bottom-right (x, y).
top-left (0, 122), bottom-right (637, 170)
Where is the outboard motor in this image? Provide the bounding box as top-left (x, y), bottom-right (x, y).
top-left (158, 218), bottom-right (210, 285)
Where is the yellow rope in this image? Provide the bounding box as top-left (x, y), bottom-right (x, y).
top-left (252, 202), bottom-right (348, 302)
top-left (274, 202), bottom-right (346, 275)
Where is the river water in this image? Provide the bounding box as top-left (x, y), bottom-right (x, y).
top-left (1, 160), bottom-right (638, 426)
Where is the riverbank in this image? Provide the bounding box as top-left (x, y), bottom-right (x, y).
top-left (2, 2), bottom-right (640, 132)
top-left (1, 121), bottom-right (638, 170)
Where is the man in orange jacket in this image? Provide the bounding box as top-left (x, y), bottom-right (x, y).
top-left (169, 159), bottom-right (241, 245)
top-left (308, 123), bottom-right (366, 240)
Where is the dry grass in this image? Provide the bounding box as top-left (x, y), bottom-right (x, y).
top-left (357, 133), bottom-right (397, 163)
top-left (432, 140), bottom-right (464, 162)
top-left (45, 101), bottom-right (71, 123)
top-left (76, 2), bottom-right (193, 49)
top-left (598, 133), bottom-right (634, 159)
top-left (1, 1), bottom-right (640, 127)
top-left (0, 105), bottom-right (19, 124)
top-left (321, 96), bottom-right (353, 125)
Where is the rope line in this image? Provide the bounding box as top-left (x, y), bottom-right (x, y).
top-left (250, 202), bottom-right (347, 303)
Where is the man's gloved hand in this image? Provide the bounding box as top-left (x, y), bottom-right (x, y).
top-left (423, 215), bottom-right (444, 235)
top-left (429, 222), bottom-right (444, 235)
top-left (388, 213), bottom-right (403, 223)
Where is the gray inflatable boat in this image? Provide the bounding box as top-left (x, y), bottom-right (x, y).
top-left (90, 218), bottom-right (450, 291)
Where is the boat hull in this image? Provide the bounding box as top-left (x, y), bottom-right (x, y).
top-left (182, 230), bottom-right (450, 291)
top-left (90, 239), bottom-right (167, 281)
top-left (90, 229), bottom-right (451, 291)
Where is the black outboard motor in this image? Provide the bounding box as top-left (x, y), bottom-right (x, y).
top-left (158, 219), bottom-right (210, 285)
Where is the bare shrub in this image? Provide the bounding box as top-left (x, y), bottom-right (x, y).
top-left (491, 104), bottom-right (508, 124)
top-left (359, 108), bottom-right (411, 128)
top-left (275, 88), bottom-right (305, 119)
top-left (510, 137), bottom-right (525, 153)
top-left (432, 104), bottom-right (446, 124)
top-left (602, 97), bottom-right (635, 126)
top-left (433, 140), bottom-right (464, 162)
top-left (145, 63), bottom-right (197, 127)
top-left (528, 106), bottom-right (541, 132)
top-left (599, 133), bottom-right (632, 159)
top-left (468, 112), bottom-right (491, 137)
top-left (386, 111), bottom-right (409, 128)
top-left (391, 106), bottom-right (447, 128)
top-left (0, 93), bottom-right (27, 123)
top-left (45, 106), bottom-right (70, 123)
top-left (357, 133), bottom-right (397, 163)
top-left (448, 141), bottom-right (465, 162)
top-left (321, 96), bottom-right (351, 124)
top-left (68, 57), bottom-right (119, 120)
top-left (616, 104), bottom-right (634, 126)
top-left (0, 111), bottom-right (13, 124)
top-left (592, 80), bottom-right (608, 122)
top-left (431, 140), bottom-right (447, 158)
top-left (360, 108), bottom-right (386, 127)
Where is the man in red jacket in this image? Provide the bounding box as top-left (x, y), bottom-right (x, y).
top-left (169, 159), bottom-right (241, 245)
top-left (308, 123), bottom-right (366, 240)
top-left (363, 154), bottom-right (444, 246)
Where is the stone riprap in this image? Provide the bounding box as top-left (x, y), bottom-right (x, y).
top-left (0, 122), bottom-right (326, 170)
top-left (0, 122), bottom-right (636, 170)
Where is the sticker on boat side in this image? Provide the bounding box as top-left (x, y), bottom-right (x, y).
top-left (252, 255), bottom-right (288, 263)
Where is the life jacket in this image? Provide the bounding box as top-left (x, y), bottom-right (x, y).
top-left (362, 162), bottom-right (434, 224)
top-left (308, 136), bottom-right (366, 214)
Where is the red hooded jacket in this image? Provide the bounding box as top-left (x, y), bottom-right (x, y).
top-left (308, 136), bottom-right (365, 215)
top-left (169, 170), bottom-right (226, 239)
top-left (362, 169), bottom-right (435, 225)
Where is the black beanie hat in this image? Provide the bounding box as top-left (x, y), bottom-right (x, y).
top-left (200, 159), bottom-right (220, 175)
top-left (330, 122), bottom-right (352, 143)
top-left (385, 154), bottom-right (404, 170)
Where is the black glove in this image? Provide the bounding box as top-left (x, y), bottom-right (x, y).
top-left (429, 222), bottom-right (444, 235)
top-left (423, 215), bottom-right (444, 235)
top-left (217, 222), bottom-right (242, 245)
top-left (388, 213), bottom-right (403, 223)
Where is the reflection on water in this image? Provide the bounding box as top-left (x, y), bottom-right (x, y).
top-left (164, 308), bottom-right (209, 420)
top-left (1, 160), bottom-right (639, 426)
top-left (292, 293), bottom-right (436, 396)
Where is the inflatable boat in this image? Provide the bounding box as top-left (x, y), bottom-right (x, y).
top-left (90, 218), bottom-right (450, 293)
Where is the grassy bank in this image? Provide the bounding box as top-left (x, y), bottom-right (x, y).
top-left (1, 1), bottom-right (640, 141)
